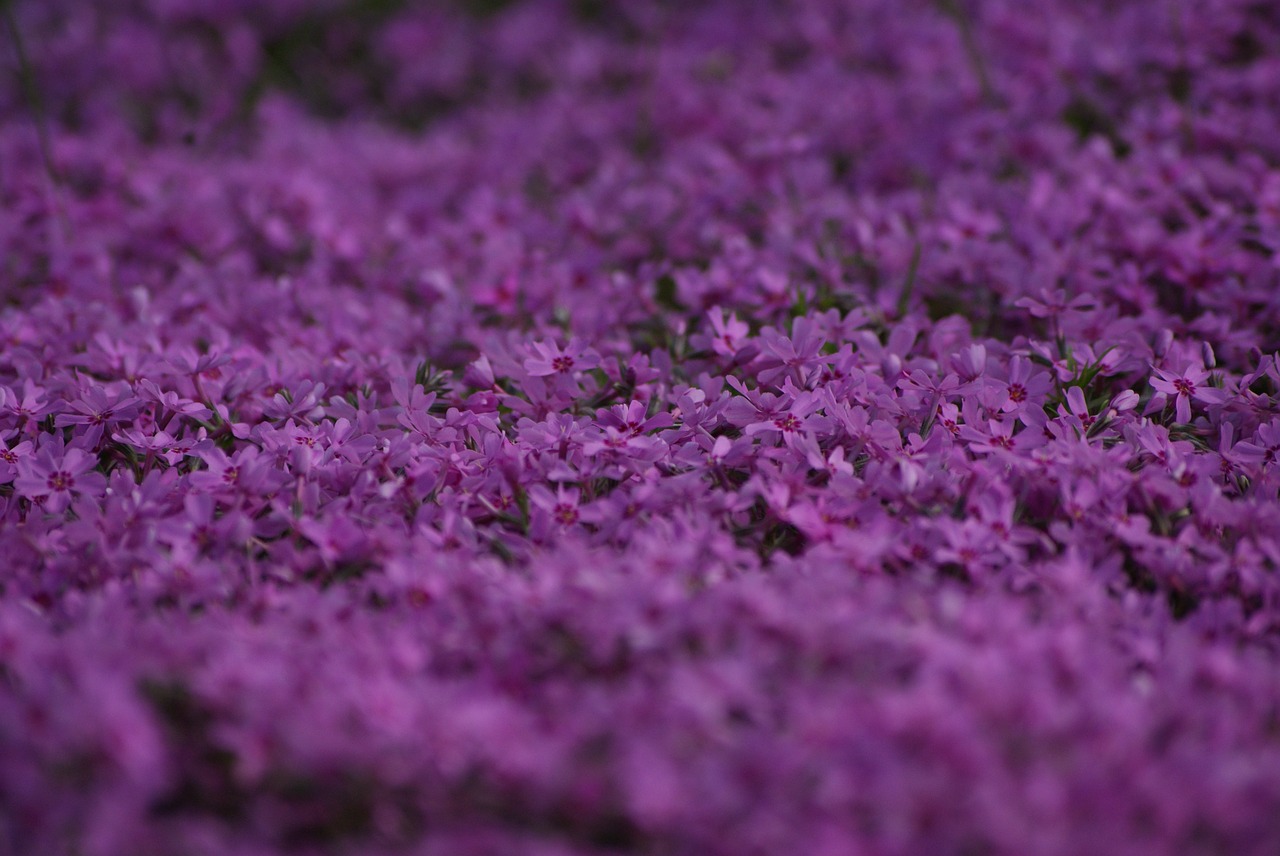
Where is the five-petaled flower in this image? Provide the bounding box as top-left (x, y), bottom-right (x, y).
top-left (530, 484), bottom-right (582, 527)
top-left (0, 430), bottom-right (34, 483)
top-left (523, 339), bottom-right (601, 377)
top-left (14, 441), bottom-right (106, 513)
top-left (1150, 363), bottom-right (1226, 424)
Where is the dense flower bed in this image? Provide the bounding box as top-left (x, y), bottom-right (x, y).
top-left (4, 0), bottom-right (1280, 853)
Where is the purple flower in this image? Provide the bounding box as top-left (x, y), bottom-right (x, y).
top-left (1236, 419), bottom-right (1280, 468)
top-left (55, 385), bottom-right (142, 447)
top-left (581, 426), bottom-right (666, 465)
top-left (1014, 287), bottom-right (1096, 319)
top-left (960, 417), bottom-right (1045, 456)
top-left (1, 380), bottom-right (60, 424)
top-left (262, 380), bottom-right (326, 424)
top-left (996, 356), bottom-right (1053, 416)
top-left (5, 5), bottom-right (1280, 854)
top-left (136, 379), bottom-right (212, 421)
top-left (0, 430), bottom-right (34, 483)
top-left (702, 306), bottom-right (752, 358)
top-left (755, 317), bottom-right (828, 387)
top-left (742, 387), bottom-right (825, 442)
top-left (165, 347), bottom-right (231, 377)
top-left (1150, 363), bottom-right (1227, 423)
top-left (13, 440), bottom-right (106, 513)
top-left (188, 446), bottom-right (275, 494)
top-left (529, 483), bottom-right (582, 527)
top-left (522, 338), bottom-right (600, 377)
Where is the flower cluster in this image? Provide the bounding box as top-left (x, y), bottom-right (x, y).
top-left (3, 0), bottom-right (1280, 854)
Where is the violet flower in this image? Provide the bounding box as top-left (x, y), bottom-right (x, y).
top-left (13, 440), bottom-right (106, 513)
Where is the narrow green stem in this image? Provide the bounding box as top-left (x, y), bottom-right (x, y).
top-left (935, 0), bottom-right (1002, 107)
top-left (1, 1), bottom-right (70, 238)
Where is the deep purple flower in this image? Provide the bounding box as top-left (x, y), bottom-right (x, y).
top-left (4, 5), bottom-right (1280, 854)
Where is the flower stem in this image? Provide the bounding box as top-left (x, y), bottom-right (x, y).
top-left (935, 0), bottom-right (1002, 107)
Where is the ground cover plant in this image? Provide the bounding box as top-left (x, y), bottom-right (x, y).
top-left (3, 0), bottom-right (1280, 853)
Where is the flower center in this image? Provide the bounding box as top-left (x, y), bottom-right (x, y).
top-left (773, 414), bottom-right (802, 432)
